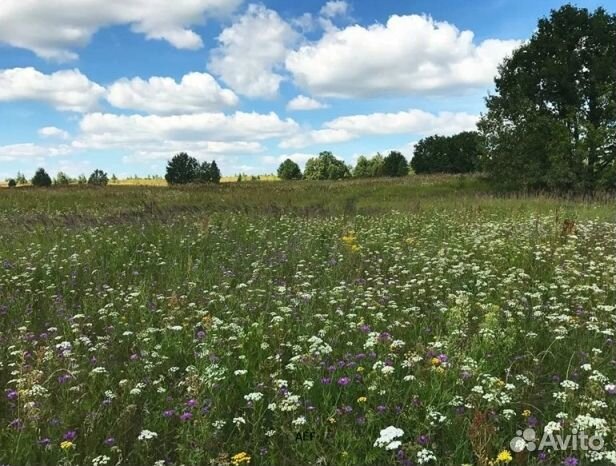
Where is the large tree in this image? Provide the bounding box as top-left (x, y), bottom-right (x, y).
top-left (31, 168), bottom-right (52, 187)
top-left (479, 5), bottom-right (616, 191)
top-left (382, 151), bottom-right (409, 177)
top-left (304, 151), bottom-right (351, 180)
top-left (277, 159), bottom-right (302, 180)
top-left (411, 132), bottom-right (481, 174)
top-left (165, 152), bottom-right (199, 185)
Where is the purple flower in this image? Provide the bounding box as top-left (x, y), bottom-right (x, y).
top-left (6, 389), bottom-right (17, 401)
top-left (38, 437), bottom-right (51, 447)
top-left (563, 457), bottom-right (578, 466)
top-left (163, 409), bottom-right (175, 418)
top-left (63, 430), bottom-right (77, 441)
top-left (186, 399), bottom-right (197, 408)
top-left (180, 412), bottom-right (193, 422)
top-left (320, 377), bottom-right (331, 385)
top-left (527, 416), bottom-right (538, 427)
top-left (104, 437), bottom-right (115, 446)
top-left (417, 434), bottom-right (430, 446)
top-left (337, 376), bottom-right (351, 386)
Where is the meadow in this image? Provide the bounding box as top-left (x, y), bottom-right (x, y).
top-left (1, 175), bottom-right (616, 466)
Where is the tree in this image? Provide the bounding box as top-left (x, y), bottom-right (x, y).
top-left (111, 174), bottom-right (118, 183)
top-left (77, 175), bottom-right (87, 185)
top-left (353, 154), bottom-right (385, 178)
top-left (31, 168), bottom-right (52, 187)
top-left (479, 5), bottom-right (616, 191)
top-left (88, 169), bottom-right (109, 186)
top-left (15, 172), bottom-right (27, 185)
top-left (197, 161), bottom-right (212, 183)
top-left (277, 159), bottom-right (302, 180)
top-left (54, 171), bottom-right (71, 186)
top-left (382, 151), bottom-right (409, 177)
top-left (304, 151), bottom-right (351, 180)
top-left (165, 152), bottom-right (199, 185)
top-left (208, 161), bottom-right (221, 184)
top-left (411, 132), bottom-right (482, 174)
top-left (7, 179), bottom-right (16, 188)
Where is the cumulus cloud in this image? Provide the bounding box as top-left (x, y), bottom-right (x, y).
top-left (209, 4), bottom-right (298, 98)
top-left (74, 111), bottom-right (299, 150)
top-left (0, 0), bottom-right (243, 60)
top-left (280, 109), bottom-right (478, 148)
top-left (286, 95), bottom-right (328, 111)
top-left (106, 72), bottom-right (239, 114)
top-left (0, 67), bottom-right (104, 112)
top-left (286, 14), bottom-right (521, 98)
top-left (38, 126), bottom-right (70, 140)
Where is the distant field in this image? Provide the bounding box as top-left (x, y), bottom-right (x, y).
top-left (1, 175), bottom-right (615, 465)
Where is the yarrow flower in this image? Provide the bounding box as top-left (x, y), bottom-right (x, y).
top-left (374, 426), bottom-right (404, 450)
top-left (137, 429), bottom-right (158, 441)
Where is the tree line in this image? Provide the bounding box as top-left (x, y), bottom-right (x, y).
top-left (6, 168), bottom-right (110, 188)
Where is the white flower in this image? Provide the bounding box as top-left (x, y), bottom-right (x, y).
top-left (292, 416), bottom-right (307, 427)
top-left (374, 426), bottom-right (404, 449)
top-left (233, 416), bottom-right (246, 426)
top-left (138, 430), bottom-right (158, 441)
top-left (244, 392), bottom-right (263, 402)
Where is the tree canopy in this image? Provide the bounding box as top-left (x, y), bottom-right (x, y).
top-left (304, 152), bottom-right (351, 180)
top-left (479, 5), bottom-right (616, 191)
top-left (277, 159), bottom-right (302, 180)
top-left (31, 168), bottom-right (52, 187)
top-left (411, 132), bottom-right (482, 174)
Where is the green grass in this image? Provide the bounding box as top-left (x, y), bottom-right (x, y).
top-left (1, 175), bottom-right (615, 465)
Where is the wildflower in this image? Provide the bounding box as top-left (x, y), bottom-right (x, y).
top-left (231, 451), bottom-right (251, 465)
top-left (522, 409), bottom-right (531, 417)
top-left (374, 426), bottom-right (404, 450)
top-left (495, 450), bottom-right (512, 463)
top-left (60, 441), bottom-right (75, 450)
top-left (357, 396), bottom-right (367, 404)
top-left (562, 457), bottom-right (578, 466)
top-left (138, 429), bottom-right (158, 441)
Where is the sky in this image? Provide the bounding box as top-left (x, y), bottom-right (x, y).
top-left (0, 0), bottom-right (607, 179)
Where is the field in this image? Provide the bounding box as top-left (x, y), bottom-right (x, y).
top-left (1, 175), bottom-right (616, 466)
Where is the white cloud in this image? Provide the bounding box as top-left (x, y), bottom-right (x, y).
top-left (280, 128), bottom-right (353, 149)
top-left (286, 95), bottom-right (328, 111)
top-left (0, 67), bottom-right (104, 112)
top-left (0, 143), bottom-right (72, 161)
top-left (280, 109), bottom-right (478, 148)
top-left (122, 140), bottom-right (264, 163)
top-left (320, 1), bottom-right (349, 18)
top-left (38, 126), bottom-right (70, 140)
top-left (326, 109), bottom-right (478, 135)
top-left (262, 152), bottom-right (314, 167)
top-left (209, 4), bottom-right (298, 98)
top-left (0, 0), bottom-right (243, 60)
top-left (75, 111), bottom-right (299, 150)
top-left (286, 14), bottom-right (520, 98)
top-left (106, 72), bottom-right (239, 114)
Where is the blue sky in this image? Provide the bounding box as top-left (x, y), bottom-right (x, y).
top-left (0, 0), bottom-right (606, 179)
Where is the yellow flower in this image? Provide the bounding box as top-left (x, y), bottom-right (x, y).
top-left (231, 451), bottom-right (251, 465)
top-left (357, 396), bottom-right (367, 404)
top-left (60, 441), bottom-right (75, 450)
top-left (356, 366), bottom-right (364, 373)
top-left (495, 450), bottom-right (512, 463)
top-left (430, 357), bottom-right (441, 367)
top-left (522, 409), bottom-right (531, 417)
top-left (327, 416), bottom-right (336, 424)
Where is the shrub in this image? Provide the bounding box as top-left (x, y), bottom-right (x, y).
top-left (54, 171), bottom-right (72, 186)
top-left (7, 179), bottom-right (16, 188)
